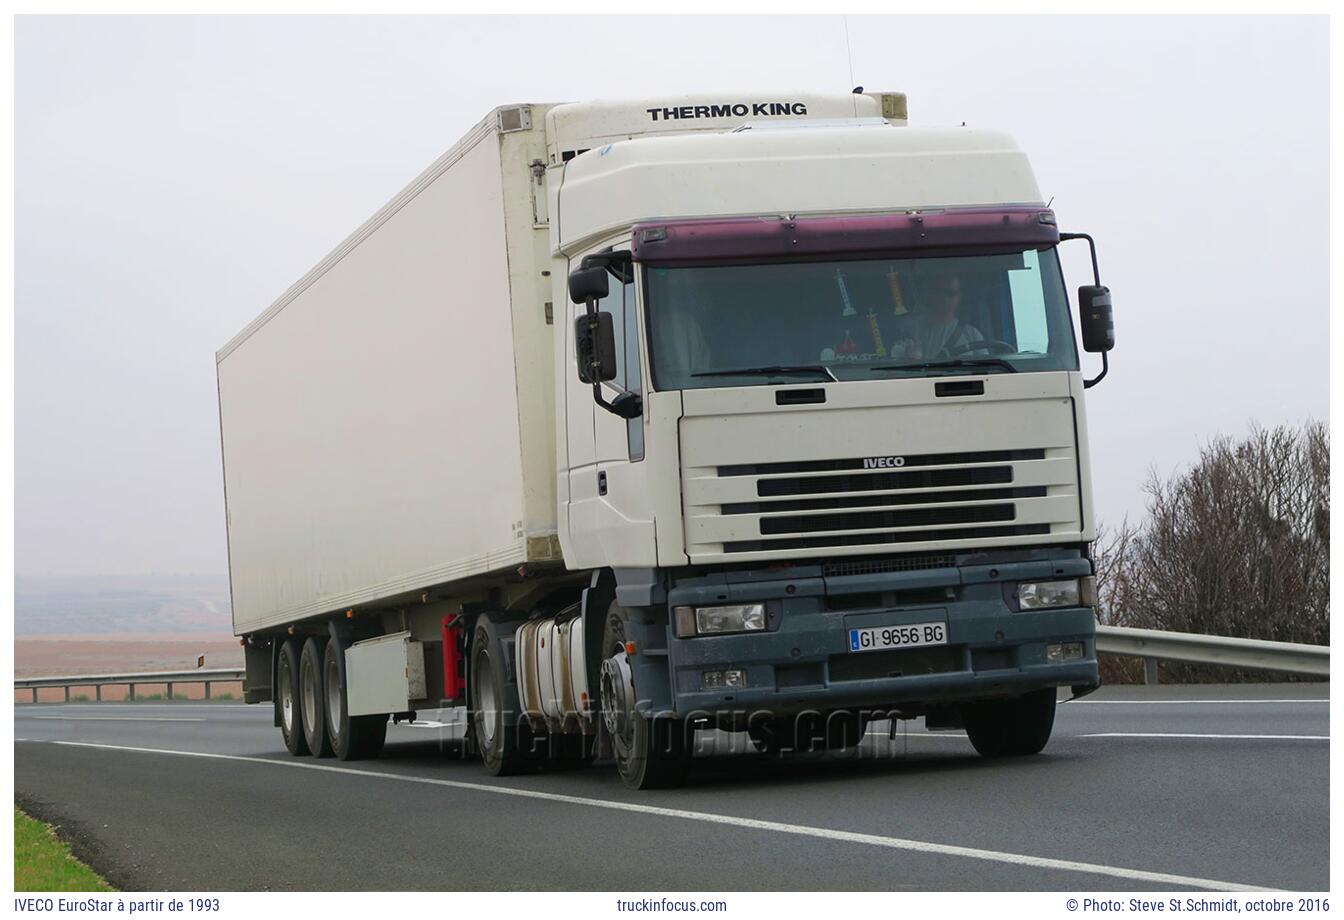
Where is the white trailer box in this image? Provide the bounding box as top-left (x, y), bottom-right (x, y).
top-left (218, 106), bottom-right (558, 635)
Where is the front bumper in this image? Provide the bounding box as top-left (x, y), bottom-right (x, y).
top-left (662, 552), bottom-right (1098, 717)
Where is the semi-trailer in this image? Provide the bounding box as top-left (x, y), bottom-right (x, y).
top-left (217, 90), bottom-right (1115, 789)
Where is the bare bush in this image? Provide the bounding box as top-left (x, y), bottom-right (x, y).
top-left (1093, 422), bottom-right (1329, 682)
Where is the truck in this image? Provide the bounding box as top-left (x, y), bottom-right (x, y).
top-left (217, 90), bottom-right (1116, 789)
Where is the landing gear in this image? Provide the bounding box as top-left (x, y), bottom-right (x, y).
top-left (600, 604), bottom-right (690, 790)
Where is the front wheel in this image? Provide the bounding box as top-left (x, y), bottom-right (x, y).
top-left (961, 688), bottom-right (1057, 757)
top-left (600, 604), bottom-right (690, 790)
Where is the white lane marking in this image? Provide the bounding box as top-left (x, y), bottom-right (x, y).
top-left (1068, 699), bottom-right (1328, 705)
top-left (865, 730), bottom-right (968, 739)
top-left (30, 716), bottom-right (206, 722)
top-left (1083, 732), bottom-right (1328, 741)
top-left (43, 739), bottom-right (1274, 892)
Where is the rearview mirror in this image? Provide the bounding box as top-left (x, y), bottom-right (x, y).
top-left (568, 266), bottom-right (609, 305)
top-left (575, 312), bottom-right (618, 383)
top-left (1078, 285), bottom-right (1114, 353)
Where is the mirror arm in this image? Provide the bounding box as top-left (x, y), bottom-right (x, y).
top-left (1083, 351), bottom-right (1108, 389)
top-left (1062, 231), bottom-right (1110, 388)
top-left (582, 294), bottom-right (642, 418)
top-left (1059, 232), bottom-right (1101, 285)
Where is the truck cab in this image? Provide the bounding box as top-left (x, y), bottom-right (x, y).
top-left (539, 93), bottom-right (1113, 787)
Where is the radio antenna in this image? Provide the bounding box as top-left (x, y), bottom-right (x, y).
top-left (843, 16), bottom-right (857, 117)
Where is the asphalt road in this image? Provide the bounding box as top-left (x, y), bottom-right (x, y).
top-left (13, 683), bottom-right (1329, 892)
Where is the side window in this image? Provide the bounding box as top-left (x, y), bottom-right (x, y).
top-left (595, 268), bottom-right (644, 461)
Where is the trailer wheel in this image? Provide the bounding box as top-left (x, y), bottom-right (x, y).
top-left (299, 637), bottom-right (333, 757)
top-left (600, 605), bottom-right (689, 790)
top-left (962, 688), bottom-right (1057, 758)
top-left (277, 639), bottom-right (310, 756)
top-left (322, 640), bottom-right (387, 761)
top-left (469, 614), bottom-right (538, 775)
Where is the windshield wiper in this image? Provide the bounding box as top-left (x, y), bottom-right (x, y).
top-left (869, 358), bottom-right (1018, 375)
top-left (693, 364), bottom-right (838, 382)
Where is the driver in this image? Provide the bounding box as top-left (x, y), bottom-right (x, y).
top-left (888, 275), bottom-right (984, 361)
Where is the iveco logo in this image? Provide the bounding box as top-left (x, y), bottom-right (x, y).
top-left (863, 456), bottom-right (906, 469)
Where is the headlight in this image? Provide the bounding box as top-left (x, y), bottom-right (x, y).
top-left (673, 603), bottom-right (766, 637)
top-left (1018, 578), bottom-right (1084, 610)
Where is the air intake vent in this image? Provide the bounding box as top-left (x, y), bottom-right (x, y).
top-left (822, 554), bottom-right (957, 578)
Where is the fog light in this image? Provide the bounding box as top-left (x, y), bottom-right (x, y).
top-left (701, 669), bottom-right (747, 690)
top-left (1046, 642), bottom-right (1085, 662)
top-left (1018, 578), bottom-right (1082, 610)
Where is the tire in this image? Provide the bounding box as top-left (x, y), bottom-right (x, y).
top-left (299, 637), bottom-right (333, 757)
top-left (322, 640), bottom-right (387, 761)
top-left (962, 688), bottom-right (1058, 758)
top-left (277, 638), bottom-right (310, 756)
top-left (601, 604), bottom-right (690, 790)
top-left (469, 614), bottom-right (539, 776)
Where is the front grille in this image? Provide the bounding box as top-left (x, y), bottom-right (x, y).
top-left (725, 524), bottom-right (1051, 554)
top-left (822, 554), bottom-right (957, 578)
top-left (682, 438), bottom-right (1076, 558)
top-left (757, 465), bottom-right (1012, 497)
top-left (761, 503), bottom-right (1014, 536)
top-left (723, 486), bottom-right (1047, 516)
top-left (719, 448), bottom-right (1045, 477)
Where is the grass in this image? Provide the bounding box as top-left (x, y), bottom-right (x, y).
top-left (13, 808), bottom-right (114, 892)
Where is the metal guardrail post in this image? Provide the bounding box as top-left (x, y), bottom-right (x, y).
top-left (95, 685), bottom-right (101, 702)
top-left (129, 683), bottom-right (136, 701)
top-left (1144, 658), bottom-right (1159, 685)
top-left (166, 682), bottom-right (174, 700)
top-left (204, 682), bottom-right (212, 700)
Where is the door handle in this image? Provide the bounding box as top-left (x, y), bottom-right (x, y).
top-left (597, 470), bottom-right (608, 496)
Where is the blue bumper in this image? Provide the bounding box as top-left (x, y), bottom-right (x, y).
top-left (657, 551), bottom-right (1099, 717)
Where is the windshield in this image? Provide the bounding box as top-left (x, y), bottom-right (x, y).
top-left (643, 248), bottom-right (1078, 390)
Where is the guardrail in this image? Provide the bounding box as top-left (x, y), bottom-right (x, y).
top-left (1095, 625), bottom-right (1329, 684)
top-left (11, 626), bottom-right (1330, 700)
top-left (14, 668), bottom-right (245, 703)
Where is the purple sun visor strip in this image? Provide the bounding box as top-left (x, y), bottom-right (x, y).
top-left (630, 207), bottom-right (1059, 264)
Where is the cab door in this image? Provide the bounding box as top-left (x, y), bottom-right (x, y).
top-left (564, 244), bottom-right (656, 567)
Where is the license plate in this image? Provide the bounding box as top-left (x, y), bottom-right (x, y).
top-left (848, 621), bottom-right (947, 653)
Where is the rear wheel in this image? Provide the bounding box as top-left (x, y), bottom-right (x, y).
top-left (322, 640), bottom-right (387, 761)
top-left (962, 688), bottom-right (1057, 757)
top-left (470, 614), bottom-right (538, 775)
top-left (299, 637), bottom-right (333, 757)
top-left (600, 604), bottom-right (690, 790)
top-left (277, 639), bottom-right (309, 756)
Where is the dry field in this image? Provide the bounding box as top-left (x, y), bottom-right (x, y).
top-left (15, 634), bottom-right (245, 703)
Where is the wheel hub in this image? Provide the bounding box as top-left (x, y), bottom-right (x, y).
top-left (599, 650), bottom-right (636, 747)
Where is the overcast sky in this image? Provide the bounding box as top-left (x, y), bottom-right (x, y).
top-left (15, 14), bottom-right (1328, 577)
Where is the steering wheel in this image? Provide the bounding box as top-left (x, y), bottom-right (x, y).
top-left (942, 339), bottom-right (1017, 357)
